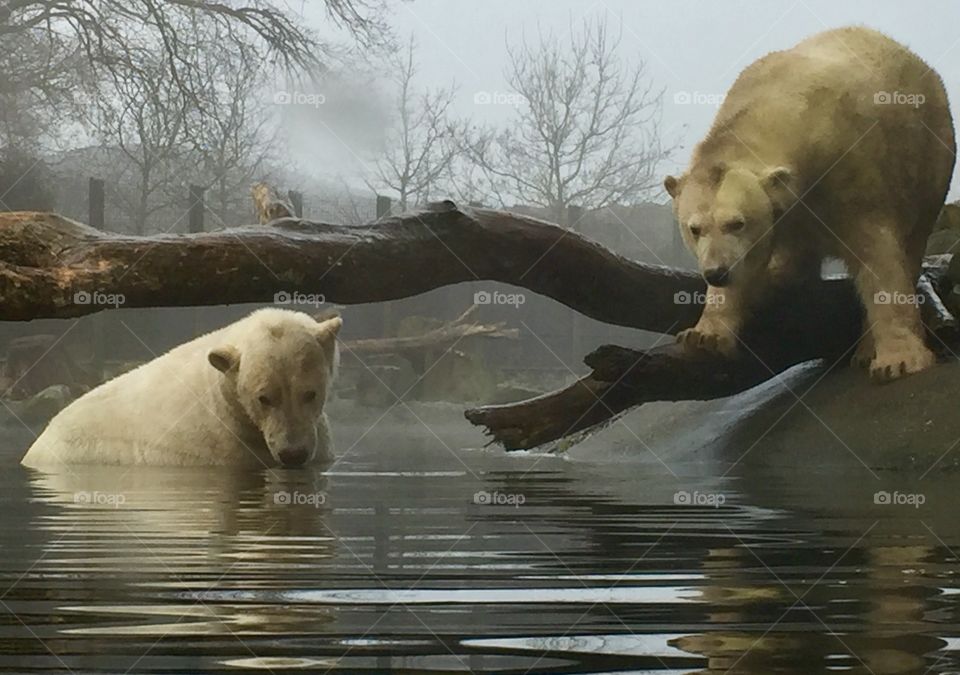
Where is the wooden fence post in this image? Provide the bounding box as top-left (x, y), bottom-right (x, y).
top-left (567, 204), bottom-right (584, 230)
top-left (188, 184), bottom-right (205, 233)
top-left (287, 190), bottom-right (303, 218)
top-left (376, 195), bottom-right (392, 220)
top-left (88, 177), bottom-right (105, 230)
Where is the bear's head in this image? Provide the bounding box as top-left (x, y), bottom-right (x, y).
top-left (207, 310), bottom-right (341, 467)
top-left (664, 162), bottom-right (797, 287)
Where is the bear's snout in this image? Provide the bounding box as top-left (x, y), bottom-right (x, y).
top-left (277, 446), bottom-right (311, 467)
top-left (703, 266), bottom-right (730, 287)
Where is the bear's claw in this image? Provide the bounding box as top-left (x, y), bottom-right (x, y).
top-left (850, 340), bottom-right (874, 369)
top-left (868, 346), bottom-right (935, 383)
top-left (676, 327), bottom-right (736, 356)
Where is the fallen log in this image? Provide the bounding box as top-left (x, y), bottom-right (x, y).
top-left (0, 205), bottom-right (701, 328)
top-left (465, 259), bottom-right (959, 450)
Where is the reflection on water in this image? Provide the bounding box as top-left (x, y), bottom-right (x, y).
top-left (1, 411), bottom-right (960, 674)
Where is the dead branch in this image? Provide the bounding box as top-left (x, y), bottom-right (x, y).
top-left (342, 306), bottom-right (518, 357)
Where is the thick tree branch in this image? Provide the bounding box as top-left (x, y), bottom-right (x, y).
top-left (0, 203), bottom-right (704, 329)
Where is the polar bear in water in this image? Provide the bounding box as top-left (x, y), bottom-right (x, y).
top-left (21, 309), bottom-right (341, 467)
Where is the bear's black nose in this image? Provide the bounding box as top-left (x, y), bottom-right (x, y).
top-left (703, 266), bottom-right (730, 287)
top-left (277, 446), bottom-right (310, 467)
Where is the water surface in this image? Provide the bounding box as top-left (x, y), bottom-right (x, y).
top-left (2, 404), bottom-right (960, 674)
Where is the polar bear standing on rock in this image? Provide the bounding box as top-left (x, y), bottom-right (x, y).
top-left (21, 309), bottom-right (341, 467)
top-left (665, 26), bottom-right (955, 381)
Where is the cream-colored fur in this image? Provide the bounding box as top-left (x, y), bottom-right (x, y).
top-left (21, 309), bottom-right (341, 467)
top-left (665, 26), bottom-right (955, 381)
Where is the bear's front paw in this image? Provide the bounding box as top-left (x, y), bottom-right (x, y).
top-left (869, 345), bottom-right (936, 382)
top-left (676, 327), bottom-right (737, 356)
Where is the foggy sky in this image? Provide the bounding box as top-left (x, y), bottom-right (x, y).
top-left (296, 0), bottom-right (960, 200)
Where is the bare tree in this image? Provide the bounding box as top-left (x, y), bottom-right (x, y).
top-left (0, 28), bottom-right (81, 209)
top-left (367, 36), bottom-right (460, 211)
top-left (88, 55), bottom-right (190, 234)
top-left (0, 15), bottom-right (92, 154)
top-left (0, 0), bottom-right (390, 199)
top-left (0, 1), bottom-right (389, 81)
top-left (184, 23), bottom-right (279, 226)
top-left (464, 18), bottom-right (671, 225)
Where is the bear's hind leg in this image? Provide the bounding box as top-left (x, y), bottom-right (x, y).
top-left (846, 223), bottom-right (934, 382)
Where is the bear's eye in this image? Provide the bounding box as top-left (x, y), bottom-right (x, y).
top-left (258, 394), bottom-right (273, 407)
top-left (725, 219), bottom-right (745, 233)
top-left (303, 390), bottom-right (317, 403)
top-left (689, 225), bottom-right (702, 238)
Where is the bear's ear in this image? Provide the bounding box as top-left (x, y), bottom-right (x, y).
top-left (761, 166), bottom-right (797, 216)
top-left (315, 316), bottom-right (342, 341)
top-left (664, 175), bottom-right (681, 198)
top-left (208, 345), bottom-right (240, 373)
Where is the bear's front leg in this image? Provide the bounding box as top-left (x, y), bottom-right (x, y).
top-left (676, 285), bottom-right (744, 356)
top-left (850, 242), bottom-right (935, 382)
